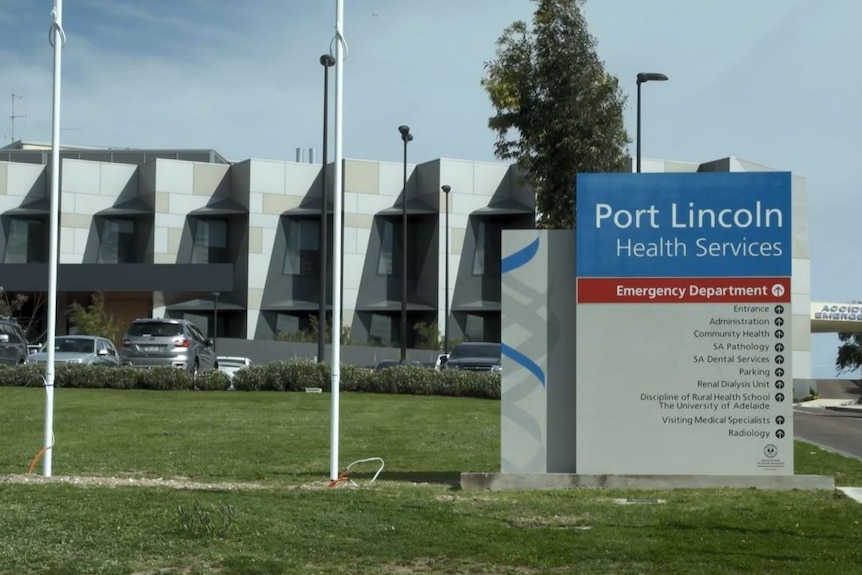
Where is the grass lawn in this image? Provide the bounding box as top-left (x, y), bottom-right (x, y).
top-left (2, 387), bottom-right (862, 575)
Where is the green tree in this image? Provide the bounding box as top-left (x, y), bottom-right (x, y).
top-left (413, 321), bottom-right (443, 350)
top-left (482, 0), bottom-right (630, 228)
top-left (67, 292), bottom-right (122, 343)
top-left (0, 289), bottom-right (45, 342)
top-left (275, 315), bottom-right (351, 346)
top-left (836, 331), bottom-right (862, 374)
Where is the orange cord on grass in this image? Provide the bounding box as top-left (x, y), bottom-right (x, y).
top-left (27, 445), bottom-right (52, 474)
top-left (327, 470), bottom-right (350, 488)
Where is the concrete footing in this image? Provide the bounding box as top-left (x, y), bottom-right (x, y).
top-left (461, 472), bottom-right (835, 491)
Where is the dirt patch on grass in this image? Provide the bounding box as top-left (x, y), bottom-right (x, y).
top-left (0, 474), bottom-right (464, 492)
top-left (436, 493), bottom-right (501, 503)
top-left (0, 473), bottom-right (272, 491)
top-left (507, 513), bottom-right (592, 529)
top-left (378, 558), bottom-right (550, 574)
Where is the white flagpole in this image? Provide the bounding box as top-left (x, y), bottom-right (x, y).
top-left (44, 0), bottom-right (66, 477)
top-left (329, 0), bottom-right (345, 481)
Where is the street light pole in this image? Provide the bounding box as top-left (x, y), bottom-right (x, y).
top-left (318, 54), bottom-right (335, 363)
top-left (441, 185), bottom-right (451, 354)
top-left (635, 72), bottom-right (668, 173)
top-left (398, 125), bottom-right (412, 363)
top-left (212, 291), bottom-right (220, 356)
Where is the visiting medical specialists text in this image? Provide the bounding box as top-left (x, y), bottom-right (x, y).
top-left (595, 200), bottom-right (785, 259)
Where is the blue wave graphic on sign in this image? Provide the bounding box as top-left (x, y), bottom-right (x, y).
top-left (501, 237), bottom-right (540, 273)
top-left (501, 343), bottom-right (546, 388)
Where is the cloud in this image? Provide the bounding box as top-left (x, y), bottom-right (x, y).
top-left (1, 0), bottom-right (532, 163)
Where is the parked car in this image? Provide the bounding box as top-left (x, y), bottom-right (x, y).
top-left (29, 335), bottom-right (121, 367)
top-left (0, 318), bottom-right (29, 366)
top-left (216, 356), bottom-right (252, 380)
top-left (119, 318), bottom-right (216, 377)
top-left (442, 342), bottom-right (502, 372)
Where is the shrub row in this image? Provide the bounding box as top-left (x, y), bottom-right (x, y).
top-left (0, 363), bottom-right (229, 391)
top-left (0, 360), bottom-right (501, 399)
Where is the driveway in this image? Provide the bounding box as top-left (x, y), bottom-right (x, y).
top-left (794, 379), bottom-right (862, 461)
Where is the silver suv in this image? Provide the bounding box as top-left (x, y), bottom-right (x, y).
top-left (119, 319), bottom-right (216, 377)
top-left (0, 318), bottom-right (28, 366)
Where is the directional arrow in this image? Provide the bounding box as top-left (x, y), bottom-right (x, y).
top-left (775, 355), bottom-right (785, 364)
top-left (775, 380), bottom-right (785, 389)
top-left (776, 415), bottom-right (785, 425)
top-left (775, 317), bottom-right (785, 326)
top-left (775, 392), bottom-right (785, 402)
top-left (775, 329), bottom-right (785, 339)
top-left (776, 429), bottom-right (785, 439)
top-left (776, 368), bottom-right (785, 377)
top-left (775, 343), bottom-right (785, 352)
top-left (775, 305), bottom-right (785, 314)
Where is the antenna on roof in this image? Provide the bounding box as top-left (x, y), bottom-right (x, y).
top-left (9, 92), bottom-right (26, 141)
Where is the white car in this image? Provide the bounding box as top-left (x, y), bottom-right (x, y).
top-left (217, 356), bottom-right (252, 380)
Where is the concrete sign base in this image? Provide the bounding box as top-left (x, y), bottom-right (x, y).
top-left (461, 472), bottom-right (834, 492)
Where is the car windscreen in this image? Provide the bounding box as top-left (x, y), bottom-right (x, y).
top-left (127, 322), bottom-right (184, 337)
top-left (54, 338), bottom-right (95, 354)
top-left (448, 344), bottom-right (500, 359)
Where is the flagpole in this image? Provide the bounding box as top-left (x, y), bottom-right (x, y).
top-left (44, 0), bottom-right (66, 477)
top-left (329, 0), bottom-right (345, 481)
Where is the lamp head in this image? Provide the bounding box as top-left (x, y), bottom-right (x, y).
top-left (441, 185), bottom-right (451, 194)
top-left (320, 54), bottom-right (335, 67)
top-left (637, 72), bottom-right (668, 85)
top-left (398, 125), bottom-right (411, 142)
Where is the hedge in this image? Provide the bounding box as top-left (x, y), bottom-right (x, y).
top-left (0, 359), bottom-right (501, 399)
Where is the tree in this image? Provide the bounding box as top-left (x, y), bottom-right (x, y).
top-left (67, 292), bottom-right (122, 344)
top-left (482, 0), bottom-right (630, 228)
top-left (413, 321), bottom-right (443, 351)
top-left (836, 331), bottom-right (862, 374)
top-left (0, 289), bottom-right (45, 342)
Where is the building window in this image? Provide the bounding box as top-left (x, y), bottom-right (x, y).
top-left (192, 218), bottom-right (229, 264)
top-left (274, 312), bottom-right (316, 340)
top-left (369, 313), bottom-right (393, 345)
top-left (376, 219), bottom-right (416, 277)
top-left (472, 221), bottom-right (486, 275)
top-left (282, 218), bottom-right (319, 276)
top-left (98, 218), bottom-right (136, 263)
top-left (377, 219), bottom-right (396, 275)
top-left (472, 219), bottom-right (501, 277)
top-left (4, 218), bottom-right (45, 263)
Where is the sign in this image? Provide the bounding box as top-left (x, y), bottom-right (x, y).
top-left (812, 303), bottom-right (862, 322)
top-left (575, 172), bottom-right (793, 476)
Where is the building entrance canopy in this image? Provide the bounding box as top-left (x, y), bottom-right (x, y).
top-left (811, 302), bottom-right (862, 333)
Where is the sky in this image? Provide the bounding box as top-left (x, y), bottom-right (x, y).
top-left (1, 0), bottom-right (860, 377)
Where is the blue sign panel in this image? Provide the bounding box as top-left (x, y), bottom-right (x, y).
top-left (575, 172), bottom-right (792, 278)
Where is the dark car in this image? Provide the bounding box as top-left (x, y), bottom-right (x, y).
top-left (442, 342), bottom-right (502, 373)
top-left (119, 318), bottom-right (216, 377)
top-left (0, 318), bottom-right (28, 366)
